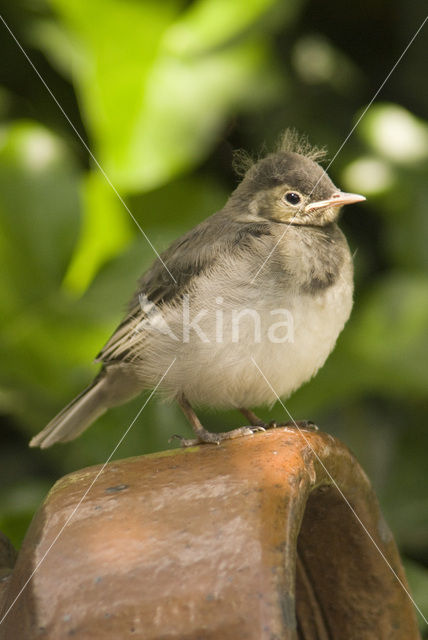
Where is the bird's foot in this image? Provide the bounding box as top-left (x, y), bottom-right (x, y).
top-left (169, 424), bottom-right (265, 448)
top-left (267, 419), bottom-right (318, 432)
top-left (238, 408), bottom-right (317, 432)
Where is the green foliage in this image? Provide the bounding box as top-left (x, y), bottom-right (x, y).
top-left (44, 0), bottom-right (287, 191)
top-left (63, 172), bottom-right (132, 293)
top-left (0, 0), bottom-right (427, 632)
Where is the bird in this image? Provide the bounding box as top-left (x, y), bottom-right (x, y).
top-left (30, 131), bottom-right (365, 449)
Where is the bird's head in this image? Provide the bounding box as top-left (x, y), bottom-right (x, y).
top-left (231, 132), bottom-right (365, 227)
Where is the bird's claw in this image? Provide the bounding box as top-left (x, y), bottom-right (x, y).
top-left (169, 424), bottom-right (265, 448)
top-left (168, 434), bottom-right (201, 447)
top-left (268, 419), bottom-right (318, 432)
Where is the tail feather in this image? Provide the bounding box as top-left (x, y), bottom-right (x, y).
top-left (30, 379), bottom-right (107, 449)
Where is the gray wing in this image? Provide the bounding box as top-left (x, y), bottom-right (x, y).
top-left (97, 212), bottom-right (273, 364)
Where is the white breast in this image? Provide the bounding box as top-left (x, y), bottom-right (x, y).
top-left (137, 257), bottom-right (354, 410)
top-left (247, 274), bottom-right (354, 406)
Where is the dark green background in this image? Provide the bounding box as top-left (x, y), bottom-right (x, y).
top-left (0, 0), bottom-right (427, 631)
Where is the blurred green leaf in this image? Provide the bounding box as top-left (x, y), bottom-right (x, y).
top-left (63, 171), bottom-right (133, 294)
top-left (360, 103), bottom-right (428, 166)
top-left (347, 274), bottom-right (428, 397)
top-left (163, 0), bottom-right (291, 56)
top-left (46, 0), bottom-right (285, 191)
top-left (0, 121), bottom-right (80, 298)
top-left (380, 177), bottom-right (428, 273)
top-left (0, 121), bottom-right (105, 424)
top-left (342, 155), bottom-right (394, 196)
top-left (116, 38), bottom-right (281, 190)
top-left (291, 34), bottom-right (362, 92)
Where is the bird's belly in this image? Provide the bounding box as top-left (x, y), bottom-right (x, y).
top-left (250, 281), bottom-right (353, 405)
top-left (139, 276), bottom-right (353, 408)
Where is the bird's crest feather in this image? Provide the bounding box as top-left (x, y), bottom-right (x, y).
top-left (232, 128), bottom-right (327, 177)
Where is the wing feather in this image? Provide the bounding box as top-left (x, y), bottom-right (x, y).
top-left (97, 214), bottom-right (272, 364)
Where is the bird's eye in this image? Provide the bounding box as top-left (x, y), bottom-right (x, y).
top-left (284, 191), bottom-right (301, 206)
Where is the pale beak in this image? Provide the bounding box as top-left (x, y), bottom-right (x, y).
top-left (305, 191), bottom-right (366, 213)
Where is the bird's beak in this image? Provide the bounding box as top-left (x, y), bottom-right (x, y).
top-left (305, 191), bottom-right (366, 213)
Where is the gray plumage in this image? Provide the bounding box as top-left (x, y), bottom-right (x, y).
top-left (30, 133), bottom-right (365, 448)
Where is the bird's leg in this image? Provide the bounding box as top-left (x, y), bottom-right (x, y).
top-left (239, 408), bottom-right (266, 427)
top-left (171, 395), bottom-right (264, 447)
top-left (240, 408), bottom-right (318, 432)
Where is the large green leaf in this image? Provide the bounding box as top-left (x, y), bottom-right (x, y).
top-left (44, 0), bottom-right (288, 191)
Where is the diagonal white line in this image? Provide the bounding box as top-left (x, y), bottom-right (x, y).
top-left (250, 356), bottom-right (428, 624)
top-left (0, 357), bottom-right (176, 626)
top-left (250, 14), bottom-right (428, 284)
top-left (323, 14), bottom-right (428, 177)
top-left (0, 14), bottom-right (177, 284)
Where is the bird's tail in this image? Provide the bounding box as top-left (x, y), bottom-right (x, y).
top-left (29, 377), bottom-right (108, 449)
